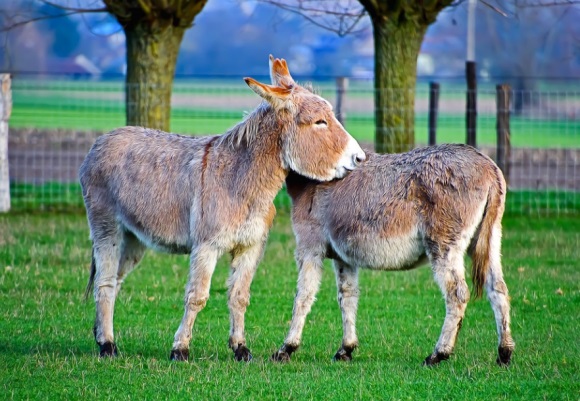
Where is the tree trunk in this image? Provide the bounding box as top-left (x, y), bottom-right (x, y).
top-left (124, 24), bottom-right (185, 131)
top-left (372, 18), bottom-right (427, 154)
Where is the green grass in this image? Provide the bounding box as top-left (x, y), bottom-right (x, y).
top-left (11, 84), bottom-right (580, 148)
top-left (1, 211), bottom-right (579, 400)
top-left (346, 114), bottom-right (580, 148)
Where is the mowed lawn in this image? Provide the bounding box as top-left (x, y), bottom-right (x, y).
top-left (10, 82), bottom-right (580, 148)
top-left (1, 209), bottom-right (579, 400)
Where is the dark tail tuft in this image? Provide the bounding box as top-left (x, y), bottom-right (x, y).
top-left (84, 249), bottom-right (96, 301)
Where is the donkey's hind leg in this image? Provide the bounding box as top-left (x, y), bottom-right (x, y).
top-left (115, 231), bottom-right (146, 298)
top-left (91, 225), bottom-right (124, 357)
top-left (424, 249), bottom-right (470, 366)
top-left (332, 260), bottom-right (359, 361)
top-left (484, 226), bottom-right (515, 366)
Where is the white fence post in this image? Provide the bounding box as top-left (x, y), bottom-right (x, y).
top-left (0, 74), bottom-right (12, 212)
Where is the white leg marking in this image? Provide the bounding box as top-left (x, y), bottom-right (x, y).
top-left (93, 231), bottom-right (123, 346)
top-left (431, 249), bottom-right (469, 358)
top-left (485, 225), bottom-right (515, 352)
top-left (227, 242), bottom-right (266, 352)
top-left (334, 260), bottom-right (360, 351)
top-left (283, 255), bottom-right (324, 348)
top-left (172, 244), bottom-right (219, 353)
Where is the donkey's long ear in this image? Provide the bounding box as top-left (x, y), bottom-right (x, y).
top-left (245, 77), bottom-right (293, 110)
top-left (269, 54), bottom-right (295, 87)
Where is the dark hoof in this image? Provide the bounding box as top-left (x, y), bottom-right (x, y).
top-left (170, 348), bottom-right (189, 361)
top-left (271, 351), bottom-right (291, 362)
top-left (234, 345), bottom-right (253, 362)
top-left (496, 346), bottom-right (512, 366)
top-left (423, 352), bottom-right (449, 366)
top-left (271, 344), bottom-right (297, 362)
top-left (333, 347), bottom-right (354, 362)
top-left (99, 342), bottom-right (118, 357)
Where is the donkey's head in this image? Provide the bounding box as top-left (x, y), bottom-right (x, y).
top-left (244, 56), bottom-right (365, 181)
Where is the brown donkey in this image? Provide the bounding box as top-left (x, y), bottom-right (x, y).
top-left (272, 144), bottom-right (515, 366)
top-left (79, 55), bottom-right (365, 361)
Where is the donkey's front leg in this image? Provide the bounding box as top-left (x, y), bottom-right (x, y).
top-left (227, 242), bottom-right (266, 362)
top-left (170, 244), bottom-right (219, 361)
top-left (424, 255), bottom-right (469, 366)
top-left (332, 260), bottom-right (360, 361)
top-left (272, 254), bottom-right (324, 362)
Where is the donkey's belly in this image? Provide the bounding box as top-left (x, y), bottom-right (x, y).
top-left (329, 230), bottom-right (426, 271)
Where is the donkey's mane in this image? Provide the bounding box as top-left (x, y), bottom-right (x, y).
top-left (216, 82), bottom-right (314, 149)
top-left (217, 102), bottom-right (272, 149)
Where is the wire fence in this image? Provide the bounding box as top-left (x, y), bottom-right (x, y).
top-left (3, 75), bottom-right (580, 215)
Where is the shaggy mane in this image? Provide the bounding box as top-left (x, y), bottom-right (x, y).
top-left (216, 103), bottom-right (270, 148)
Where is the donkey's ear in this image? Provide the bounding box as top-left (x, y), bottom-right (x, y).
top-left (269, 54), bottom-right (295, 87)
top-left (245, 77), bottom-right (293, 110)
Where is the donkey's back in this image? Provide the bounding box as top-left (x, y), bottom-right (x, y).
top-left (321, 144), bottom-right (505, 275)
top-left (80, 127), bottom-right (214, 253)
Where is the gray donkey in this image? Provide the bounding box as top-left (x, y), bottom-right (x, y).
top-left (79, 55), bottom-right (365, 361)
top-left (271, 144), bottom-right (515, 366)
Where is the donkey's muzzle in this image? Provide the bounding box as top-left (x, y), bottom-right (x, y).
top-left (353, 152), bottom-right (366, 167)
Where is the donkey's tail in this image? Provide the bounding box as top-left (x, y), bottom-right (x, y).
top-left (84, 249), bottom-right (96, 301)
top-left (471, 168), bottom-right (506, 299)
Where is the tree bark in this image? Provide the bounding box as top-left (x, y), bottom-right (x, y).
top-left (372, 17), bottom-right (426, 153)
top-left (104, 0), bottom-right (208, 132)
top-left (124, 23), bottom-right (185, 131)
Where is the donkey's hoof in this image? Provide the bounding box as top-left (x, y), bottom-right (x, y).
top-left (333, 348), bottom-right (354, 362)
top-left (170, 348), bottom-right (189, 361)
top-left (496, 346), bottom-right (512, 366)
top-left (422, 352), bottom-right (449, 366)
top-left (234, 345), bottom-right (253, 362)
top-left (271, 351), bottom-right (291, 362)
top-left (99, 342), bottom-right (118, 357)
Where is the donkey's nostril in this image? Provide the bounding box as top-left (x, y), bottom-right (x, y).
top-left (353, 153), bottom-right (366, 166)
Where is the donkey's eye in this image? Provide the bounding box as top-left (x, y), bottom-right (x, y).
top-left (315, 119), bottom-right (327, 126)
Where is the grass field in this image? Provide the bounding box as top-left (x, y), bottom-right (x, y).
top-left (1, 209), bottom-right (579, 400)
top-left (11, 105), bottom-right (580, 148)
top-left (10, 81), bottom-right (580, 148)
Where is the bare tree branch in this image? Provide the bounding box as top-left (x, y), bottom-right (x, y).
top-left (0, 9), bottom-right (106, 33)
top-left (34, 0), bottom-right (107, 13)
top-left (0, 0), bottom-right (107, 33)
top-left (515, 0), bottom-right (580, 7)
top-left (255, 0), bottom-right (368, 36)
top-left (480, 0), bottom-right (509, 16)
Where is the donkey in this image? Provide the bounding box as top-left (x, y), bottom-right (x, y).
top-left (79, 55), bottom-right (365, 361)
top-left (271, 144), bottom-right (515, 366)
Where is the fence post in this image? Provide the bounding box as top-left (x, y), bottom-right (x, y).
top-left (466, 61), bottom-right (477, 147)
top-left (335, 76), bottom-right (348, 126)
top-left (496, 84), bottom-right (511, 186)
top-left (428, 82), bottom-right (440, 146)
top-left (0, 74), bottom-right (11, 212)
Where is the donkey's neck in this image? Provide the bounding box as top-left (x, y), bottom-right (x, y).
top-left (214, 105), bottom-right (288, 203)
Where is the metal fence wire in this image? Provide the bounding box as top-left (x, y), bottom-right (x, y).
top-left (4, 76), bottom-right (580, 215)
